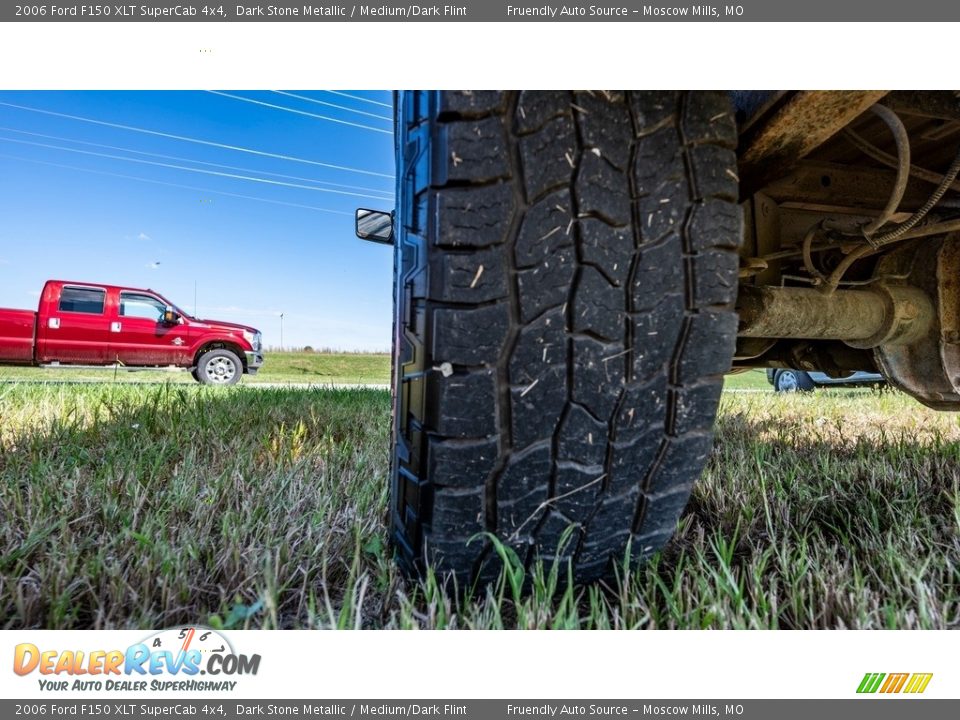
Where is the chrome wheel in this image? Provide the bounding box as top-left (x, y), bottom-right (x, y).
top-left (776, 370), bottom-right (800, 392)
top-left (204, 356), bottom-right (238, 384)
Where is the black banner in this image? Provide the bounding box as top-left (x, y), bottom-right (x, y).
top-left (3, 0), bottom-right (960, 22)
top-left (2, 700), bottom-right (958, 719)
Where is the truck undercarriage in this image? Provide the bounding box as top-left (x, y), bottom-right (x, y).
top-left (733, 90), bottom-right (960, 409)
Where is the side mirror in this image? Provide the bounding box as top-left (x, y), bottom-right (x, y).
top-left (355, 208), bottom-right (394, 245)
top-left (162, 306), bottom-right (180, 325)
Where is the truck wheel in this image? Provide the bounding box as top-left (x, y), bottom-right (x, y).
top-left (391, 91), bottom-right (741, 585)
top-left (196, 348), bottom-right (243, 386)
top-left (773, 369), bottom-right (815, 393)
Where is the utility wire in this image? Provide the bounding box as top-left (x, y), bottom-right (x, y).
top-left (322, 90), bottom-right (392, 109)
top-left (0, 136), bottom-right (392, 201)
top-left (271, 91), bottom-right (392, 122)
top-left (207, 91), bottom-right (392, 134)
top-left (0, 126), bottom-right (393, 198)
top-left (0, 153), bottom-right (352, 215)
top-left (0, 100), bottom-right (394, 178)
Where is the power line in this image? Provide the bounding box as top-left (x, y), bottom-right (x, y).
top-left (0, 100), bottom-right (394, 178)
top-left (207, 91), bottom-right (392, 135)
top-left (0, 126), bottom-right (394, 197)
top-left (271, 91), bottom-right (392, 122)
top-left (0, 152), bottom-right (353, 215)
top-left (322, 91), bottom-right (393, 109)
top-left (0, 135), bottom-right (393, 201)
top-left (0, 137), bottom-right (394, 200)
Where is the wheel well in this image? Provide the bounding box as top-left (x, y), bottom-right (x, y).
top-left (193, 341), bottom-right (246, 370)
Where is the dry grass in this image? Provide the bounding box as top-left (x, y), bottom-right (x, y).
top-left (0, 382), bottom-right (957, 629)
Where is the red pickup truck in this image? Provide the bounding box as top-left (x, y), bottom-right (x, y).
top-left (0, 280), bottom-right (264, 385)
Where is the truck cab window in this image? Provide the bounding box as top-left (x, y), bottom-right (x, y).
top-left (58, 286), bottom-right (106, 314)
top-left (119, 293), bottom-right (166, 321)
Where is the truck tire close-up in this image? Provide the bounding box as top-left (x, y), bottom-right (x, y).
top-left (389, 90), bottom-right (743, 585)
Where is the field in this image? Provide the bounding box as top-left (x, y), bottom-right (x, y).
top-left (0, 357), bottom-right (958, 629)
top-left (0, 351), bottom-right (391, 386)
top-left (724, 368), bottom-right (772, 390)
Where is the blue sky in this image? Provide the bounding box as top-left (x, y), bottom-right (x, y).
top-left (0, 90), bottom-right (396, 351)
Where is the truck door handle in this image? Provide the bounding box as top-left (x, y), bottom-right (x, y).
top-left (48, 318), bottom-right (60, 329)
top-left (111, 322), bottom-right (122, 333)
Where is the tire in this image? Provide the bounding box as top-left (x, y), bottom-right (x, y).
top-left (773, 369), bottom-right (815, 393)
top-left (390, 91), bottom-right (742, 586)
top-left (195, 348), bottom-right (243, 386)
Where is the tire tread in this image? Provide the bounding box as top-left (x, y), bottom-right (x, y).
top-left (390, 91), bottom-right (742, 584)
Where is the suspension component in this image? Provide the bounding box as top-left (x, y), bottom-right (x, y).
top-left (873, 234), bottom-right (960, 409)
top-left (737, 284), bottom-right (934, 348)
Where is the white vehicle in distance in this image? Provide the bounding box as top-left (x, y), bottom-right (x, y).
top-left (767, 369), bottom-right (886, 392)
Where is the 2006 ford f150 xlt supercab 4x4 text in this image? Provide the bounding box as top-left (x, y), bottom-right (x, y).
top-left (0, 280), bottom-right (263, 385)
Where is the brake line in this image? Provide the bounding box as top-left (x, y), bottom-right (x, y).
top-left (843, 126), bottom-right (960, 195)
top-left (819, 107), bottom-right (960, 292)
top-left (861, 104), bottom-right (911, 238)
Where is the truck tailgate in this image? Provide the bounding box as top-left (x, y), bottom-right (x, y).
top-left (0, 309), bottom-right (37, 363)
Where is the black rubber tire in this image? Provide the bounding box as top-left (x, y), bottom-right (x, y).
top-left (773, 369), bottom-right (815, 393)
top-left (390, 91), bottom-right (742, 586)
top-left (195, 348), bottom-right (243, 386)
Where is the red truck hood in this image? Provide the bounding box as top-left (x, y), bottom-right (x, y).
top-left (190, 318), bottom-right (259, 335)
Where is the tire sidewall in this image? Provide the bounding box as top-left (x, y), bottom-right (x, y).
top-left (197, 349), bottom-right (243, 386)
top-left (774, 369), bottom-right (814, 392)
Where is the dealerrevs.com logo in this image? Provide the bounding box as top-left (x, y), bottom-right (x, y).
top-left (857, 673), bottom-right (933, 694)
top-left (13, 627), bottom-right (260, 693)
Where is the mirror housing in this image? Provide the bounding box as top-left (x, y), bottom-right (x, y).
top-left (355, 208), bottom-right (394, 245)
top-left (162, 306), bottom-right (180, 325)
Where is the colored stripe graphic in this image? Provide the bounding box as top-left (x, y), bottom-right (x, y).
top-left (904, 673), bottom-right (934, 694)
top-left (857, 672), bottom-right (932, 694)
top-left (857, 673), bottom-right (885, 694)
top-left (880, 673), bottom-right (909, 693)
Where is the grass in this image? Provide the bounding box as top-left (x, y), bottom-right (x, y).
top-left (0, 351), bottom-right (391, 386)
top-left (0, 381), bottom-right (958, 629)
top-left (724, 369), bottom-right (771, 390)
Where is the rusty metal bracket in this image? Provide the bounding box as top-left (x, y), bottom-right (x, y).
top-left (873, 234), bottom-right (960, 409)
top-left (739, 91), bottom-right (889, 197)
top-left (764, 160), bottom-right (937, 214)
